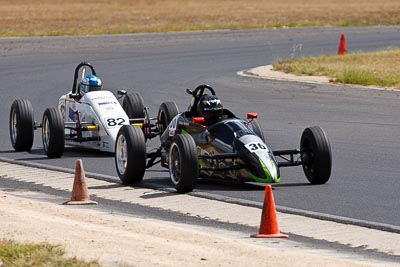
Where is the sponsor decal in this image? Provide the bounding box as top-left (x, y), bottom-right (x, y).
top-left (68, 107), bottom-right (78, 121)
top-left (201, 98), bottom-right (221, 105)
top-left (201, 98), bottom-right (222, 111)
top-left (89, 95), bottom-right (112, 100)
top-left (98, 101), bottom-right (117, 106)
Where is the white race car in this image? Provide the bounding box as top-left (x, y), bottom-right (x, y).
top-left (9, 62), bottom-right (147, 158)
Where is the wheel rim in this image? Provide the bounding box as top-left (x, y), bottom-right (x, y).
top-left (10, 109), bottom-right (17, 145)
top-left (169, 143), bottom-right (181, 185)
top-left (159, 111), bottom-right (166, 133)
top-left (42, 116), bottom-right (50, 152)
top-left (301, 138), bottom-right (315, 176)
top-left (116, 134), bottom-right (128, 175)
top-left (302, 152), bottom-right (314, 173)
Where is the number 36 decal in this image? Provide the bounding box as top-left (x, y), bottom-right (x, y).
top-left (245, 142), bottom-right (269, 152)
top-left (105, 117), bottom-right (126, 128)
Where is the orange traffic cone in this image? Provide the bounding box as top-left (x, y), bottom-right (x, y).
top-left (64, 159), bottom-right (97, 205)
top-left (251, 185), bottom-right (288, 238)
top-left (338, 33), bottom-right (347, 55)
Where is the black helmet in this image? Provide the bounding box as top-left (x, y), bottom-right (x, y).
top-left (197, 94), bottom-right (223, 119)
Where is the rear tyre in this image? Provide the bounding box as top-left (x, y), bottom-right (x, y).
top-left (157, 102), bottom-right (179, 137)
top-left (115, 125), bottom-right (146, 184)
top-left (250, 119), bottom-right (265, 142)
top-left (169, 134), bottom-right (198, 193)
top-left (122, 93), bottom-right (145, 119)
top-left (9, 99), bottom-right (34, 151)
top-left (42, 108), bottom-right (65, 158)
top-left (300, 126), bottom-right (332, 184)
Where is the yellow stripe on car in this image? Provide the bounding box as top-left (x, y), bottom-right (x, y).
top-left (132, 123), bottom-right (143, 128)
top-left (86, 125), bottom-right (99, 131)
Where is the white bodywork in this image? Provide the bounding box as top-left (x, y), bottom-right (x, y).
top-left (58, 91), bottom-right (130, 153)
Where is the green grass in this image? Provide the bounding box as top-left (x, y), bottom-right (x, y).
top-left (273, 49), bottom-right (400, 89)
top-left (0, 240), bottom-right (100, 267)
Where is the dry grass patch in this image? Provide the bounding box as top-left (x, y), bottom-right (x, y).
top-left (0, 240), bottom-right (100, 267)
top-left (273, 49), bottom-right (400, 88)
top-left (1, 0), bottom-right (400, 37)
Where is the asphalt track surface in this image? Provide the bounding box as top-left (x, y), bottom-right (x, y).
top-left (1, 26), bottom-right (400, 229)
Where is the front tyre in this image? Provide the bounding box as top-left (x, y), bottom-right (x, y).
top-left (122, 93), bottom-right (145, 119)
top-left (42, 108), bottom-right (64, 158)
top-left (157, 102), bottom-right (179, 138)
top-left (115, 125), bottom-right (146, 184)
top-left (300, 126), bottom-right (332, 184)
top-left (250, 119), bottom-right (265, 142)
top-left (169, 134), bottom-right (198, 193)
top-left (9, 99), bottom-right (34, 151)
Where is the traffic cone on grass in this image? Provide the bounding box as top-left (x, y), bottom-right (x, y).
top-left (338, 33), bottom-right (347, 55)
top-left (251, 185), bottom-right (288, 238)
top-left (64, 159), bottom-right (97, 205)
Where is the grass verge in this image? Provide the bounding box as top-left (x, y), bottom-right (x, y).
top-left (0, 240), bottom-right (100, 267)
top-left (1, 0), bottom-right (400, 37)
top-left (273, 49), bottom-right (400, 89)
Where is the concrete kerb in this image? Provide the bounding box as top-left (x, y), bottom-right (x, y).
top-left (1, 156), bottom-right (399, 235)
top-left (1, 156), bottom-right (400, 259)
top-left (238, 65), bottom-right (330, 85)
top-left (238, 65), bottom-right (397, 91)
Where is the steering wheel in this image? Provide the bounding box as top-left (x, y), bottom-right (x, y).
top-left (71, 62), bottom-right (97, 95)
top-left (186, 84), bottom-right (217, 116)
top-left (186, 84), bottom-right (216, 99)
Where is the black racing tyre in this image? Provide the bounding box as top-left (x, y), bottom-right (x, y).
top-left (122, 93), bottom-right (145, 119)
top-left (300, 126), bottom-right (332, 184)
top-left (157, 102), bottom-right (179, 137)
top-left (115, 125), bottom-right (146, 184)
top-left (250, 119), bottom-right (265, 143)
top-left (9, 99), bottom-right (34, 152)
top-left (169, 134), bottom-right (198, 193)
top-left (42, 108), bottom-right (65, 158)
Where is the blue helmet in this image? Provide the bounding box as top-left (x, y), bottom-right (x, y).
top-left (80, 74), bottom-right (102, 94)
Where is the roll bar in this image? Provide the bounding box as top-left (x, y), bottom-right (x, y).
top-left (186, 84), bottom-right (216, 98)
top-left (71, 62), bottom-right (97, 95)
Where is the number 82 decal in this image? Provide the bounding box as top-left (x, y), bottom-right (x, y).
top-left (245, 142), bottom-right (268, 152)
top-left (105, 117), bottom-right (126, 128)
